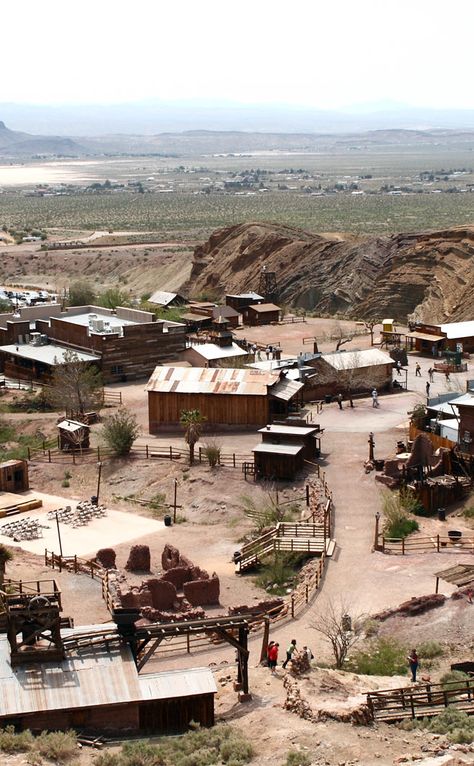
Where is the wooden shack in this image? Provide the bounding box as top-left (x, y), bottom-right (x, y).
top-left (146, 367), bottom-right (304, 430)
top-left (258, 424), bottom-right (321, 460)
top-left (0, 460), bottom-right (29, 492)
top-left (246, 303), bottom-right (281, 326)
top-left (57, 419), bottom-right (90, 451)
top-left (253, 442), bottom-right (304, 480)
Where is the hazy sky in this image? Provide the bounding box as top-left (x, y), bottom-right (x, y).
top-left (4, 0), bottom-right (474, 109)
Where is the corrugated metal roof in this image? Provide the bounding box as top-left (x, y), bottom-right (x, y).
top-left (148, 291), bottom-right (179, 306)
top-left (322, 348), bottom-right (394, 371)
top-left (258, 424), bottom-right (317, 436)
top-left (188, 343), bottom-right (247, 361)
top-left (57, 419), bottom-right (89, 432)
top-left (270, 377), bottom-right (304, 401)
top-left (146, 366), bottom-right (281, 396)
top-left (440, 321), bottom-right (474, 340)
top-left (138, 667), bottom-right (217, 700)
top-left (226, 292), bottom-right (263, 300)
top-left (405, 331), bottom-right (444, 342)
top-left (0, 632), bottom-right (215, 716)
top-left (252, 443), bottom-right (303, 455)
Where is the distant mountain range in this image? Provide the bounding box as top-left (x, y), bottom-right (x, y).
top-left (1, 118), bottom-right (474, 159)
top-left (1, 99), bottom-right (474, 136)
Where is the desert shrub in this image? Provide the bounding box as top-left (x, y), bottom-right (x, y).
top-left (416, 707), bottom-right (474, 743)
top-left (101, 408), bottom-right (140, 455)
top-left (254, 553), bottom-right (298, 595)
top-left (440, 670), bottom-right (469, 691)
top-left (418, 640), bottom-right (443, 659)
top-left (463, 506), bottom-right (474, 519)
top-left (0, 725), bottom-right (33, 753)
top-left (94, 753), bottom-right (122, 766)
top-left (35, 730), bottom-right (77, 763)
top-left (119, 723), bottom-right (253, 766)
top-left (203, 440), bottom-right (221, 468)
top-left (348, 637), bottom-right (407, 676)
top-left (382, 490), bottom-right (419, 538)
top-left (363, 619), bottom-right (379, 637)
top-left (284, 750), bottom-right (311, 766)
top-left (410, 403), bottom-right (427, 429)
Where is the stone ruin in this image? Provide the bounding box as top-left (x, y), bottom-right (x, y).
top-left (95, 548), bottom-right (116, 569)
top-left (125, 544), bottom-right (151, 572)
top-left (116, 543), bottom-right (220, 622)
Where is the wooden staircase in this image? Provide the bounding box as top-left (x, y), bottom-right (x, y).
top-left (367, 678), bottom-right (474, 722)
top-left (236, 521), bottom-right (330, 573)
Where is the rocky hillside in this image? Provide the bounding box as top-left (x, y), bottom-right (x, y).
top-left (188, 222), bottom-right (474, 322)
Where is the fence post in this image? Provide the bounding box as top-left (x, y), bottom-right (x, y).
top-left (48, 449), bottom-right (51, 463)
top-left (146, 444), bottom-right (149, 459)
top-left (305, 584), bottom-right (309, 604)
top-left (291, 595), bottom-right (295, 618)
top-left (402, 537), bottom-right (405, 555)
top-left (199, 447), bottom-right (202, 463)
top-left (437, 534), bottom-right (440, 552)
top-left (187, 633), bottom-right (191, 654)
top-left (169, 446), bottom-right (173, 460)
top-left (306, 485), bottom-right (310, 506)
top-left (233, 453), bottom-right (236, 468)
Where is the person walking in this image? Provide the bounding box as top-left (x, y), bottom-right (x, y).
top-left (426, 381), bottom-right (430, 397)
top-left (407, 648), bottom-right (419, 682)
top-left (445, 370), bottom-right (450, 382)
top-left (266, 641), bottom-right (274, 667)
top-left (337, 393), bottom-right (343, 410)
top-left (415, 363), bottom-right (421, 377)
top-left (372, 388), bottom-right (379, 408)
top-left (428, 367), bottom-right (434, 382)
top-left (396, 360), bottom-right (402, 376)
top-left (282, 639), bottom-right (297, 669)
top-left (268, 642), bottom-right (279, 673)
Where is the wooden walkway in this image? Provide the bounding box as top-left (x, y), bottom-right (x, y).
top-left (236, 520), bottom-right (331, 573)
top-left (367, 678), bottom-right (474, 722)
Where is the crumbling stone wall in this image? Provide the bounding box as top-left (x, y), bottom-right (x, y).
top-left (126, 545), bottom-right (151, 572)
top-left (183, 573), bottom-right (220, 606)
top-left (96, 548), bottom-right (116, 569)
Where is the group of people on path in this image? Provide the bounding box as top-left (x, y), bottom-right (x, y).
top-left (266, 639), bottom-right (313, 673)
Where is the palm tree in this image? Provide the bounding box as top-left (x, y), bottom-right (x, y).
top-left (180, 409), bottom-right (206, 465)
top-left (0, 545), bottom-right (13, 590)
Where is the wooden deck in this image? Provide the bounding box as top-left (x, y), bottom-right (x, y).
top-left (367, 678), bottom-right (474, 722)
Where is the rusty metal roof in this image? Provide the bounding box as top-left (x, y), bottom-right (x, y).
top-left (0, 631), bottom-right (216, 716)
top-left (146, 366), bottom-right (281, 396)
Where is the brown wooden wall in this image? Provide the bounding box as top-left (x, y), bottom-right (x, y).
top-left (0, 702), bottom-right (139, 734)
top-left (139, 693), bottom-right (214, 733)
top-left (148, 391), bottom-right (269, 431)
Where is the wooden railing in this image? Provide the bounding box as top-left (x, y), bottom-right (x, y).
top-left (378, 534), bottom-right (474, 555)
top-left (367, 678), bottom-right (474, 721)
top-left (44, 550), bottom-right (105, 579)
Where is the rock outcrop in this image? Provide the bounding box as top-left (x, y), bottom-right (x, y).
top-left (186, 222), bottom-right (474, 322)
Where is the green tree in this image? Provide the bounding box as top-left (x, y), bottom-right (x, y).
top-left (45, 349), bottom-right (103, 416)
top-left (97, 287), bottom-right (131, 310)
top-left (0, 298), bottom-right (12, 312)
top-left (68, 281), bottom-right (96, 306)
top-left (180, 409), bottom-right (206, 465)
top-left (101, 408), bottom-right (139, 455)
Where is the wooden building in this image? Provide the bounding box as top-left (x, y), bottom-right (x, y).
top-left (0, 460), bottom-right (29, 492)
top-left (252, 423), bottom-right (322, 480)
top-left (456, 394), bottom-right (474, 454)
top-left (57, 420), bottom-right (90, 451)
top-left (406, 321), bottom-right (474, 355)
top-left (225, 292), bottom-right (264, 319)
top-left (148, 291), bottom-right (187, 308)
top-left (146, 367), bottom-right (304, 431)
top-left (0, 305), bottom-right (186, 384)
top-left (246, 303), bottom-right (281, 326)
top-left (303, 348), bottom-right (394, 401)
top-left (0, 632), bottom-right (216, 734)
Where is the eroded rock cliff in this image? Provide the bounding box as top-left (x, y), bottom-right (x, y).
top-left (187, 222), bottom-right (474, 321)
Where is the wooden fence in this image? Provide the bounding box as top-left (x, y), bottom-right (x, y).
top-left (409, 423), bottom-right (456, 451)
top-left (377, 534), bottom-right (474, 555)
top-left (367, 677), bottom-right (474, 721)
top-left (44, 550), bottom-right (105, 579)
